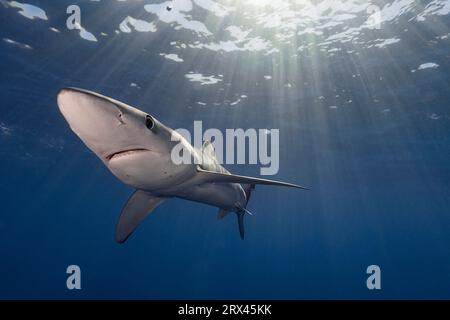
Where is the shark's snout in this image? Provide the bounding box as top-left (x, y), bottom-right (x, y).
top-left (57, 87), bottom-right (150, 161)
top-left (57, 88), bottom-right (122, 138)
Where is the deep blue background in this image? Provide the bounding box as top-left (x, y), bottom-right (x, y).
top-left (0, 1), bottom-right (449, 299)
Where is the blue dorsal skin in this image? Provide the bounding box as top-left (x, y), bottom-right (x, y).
top-left (57, 88), bottom-right (308, 242)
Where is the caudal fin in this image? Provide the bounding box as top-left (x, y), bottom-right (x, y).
top-left (237, 212), bottom-right (245, 240)
top-left (203, 168), bottom-right (308, 241)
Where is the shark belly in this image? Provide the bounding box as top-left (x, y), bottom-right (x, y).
top-left (177, 182), bottom-right (246, 211)
top-left (107, 150), bottom-right (196, 191)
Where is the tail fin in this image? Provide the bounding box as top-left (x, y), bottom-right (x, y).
top-left (236, 212), bottom-right (245, 240)
top-left (234, 185), bottom-right (255, 240)
top-left (217, 208), bottom-right (246, 240)
top-left (204, 167), bottom-right (309, 240)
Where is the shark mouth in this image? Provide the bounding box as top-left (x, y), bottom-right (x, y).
top-left (106, 149), bottom-right (149, 161)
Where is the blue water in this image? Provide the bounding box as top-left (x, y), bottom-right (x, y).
top-left (1, 0), bottom-right (450, 299)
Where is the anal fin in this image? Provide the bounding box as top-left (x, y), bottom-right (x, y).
top-left (217, 208), bottom-right (229, 220)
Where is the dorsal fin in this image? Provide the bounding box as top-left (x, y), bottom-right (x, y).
top-left (202, 140), bottom-right (216, 158)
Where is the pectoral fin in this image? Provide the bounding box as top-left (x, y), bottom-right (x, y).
top-left (115, 190), bottom-right (167, 243)
top-left (197, 167), bottom-right (309, 190)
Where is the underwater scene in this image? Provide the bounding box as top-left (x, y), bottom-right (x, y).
top-left (0, 0), bottom-right (450, 299)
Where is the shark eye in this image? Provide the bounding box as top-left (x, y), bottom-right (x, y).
top-left (145, 115), bottom-right (155, 131)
